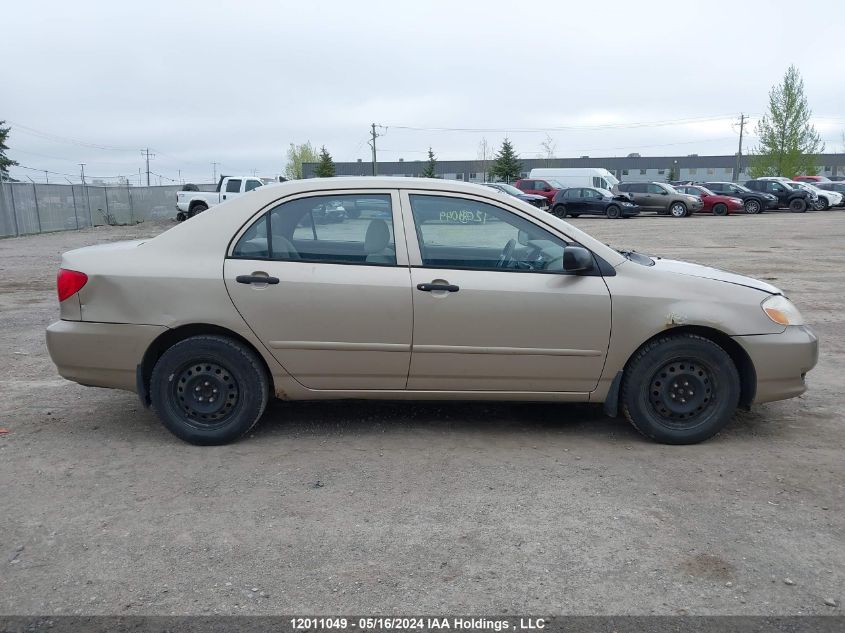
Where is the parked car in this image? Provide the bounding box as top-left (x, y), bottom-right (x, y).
top-left (613, 182), bottom-right (704, 217)
top-left (701, 181), bottom-right (779, 214)
top-left (176, 176), bottom-right (273, 221)
top-left (46, 178), bottom-right (817, 447)
top-left (514, 178), bottom-right (565, 204)
top-left (793, 175), bottom-right (830, 183)
top-left (828, 176), bottom-right (845, 182)
top-left (551, 187), bottom-right (640, 219)
top-left (674, 185), bottom-right (744, 216)
top-left (482, 182), bottom-right (549, 210)
top-left (529, 168), bottom-right (619, 191)
top-left (789, 181), bottom-right (843, 210)
top-left (816, 181), bottom-right (845, 203)
top-left (744, 179), bottom-right (815, 212)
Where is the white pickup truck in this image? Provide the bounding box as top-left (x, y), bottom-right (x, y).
top-left (175, 176), bottom-right (277, 221)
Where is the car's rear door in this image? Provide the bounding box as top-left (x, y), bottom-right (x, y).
top-left (400, 190), bottom-right (611, 393)
top-left (224, 190), bottom-right (413, 390)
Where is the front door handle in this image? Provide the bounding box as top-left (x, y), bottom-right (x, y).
top-left (417, 283), bottom-right (459, 293)
top-left (236, 274), bottom-right (280, 285)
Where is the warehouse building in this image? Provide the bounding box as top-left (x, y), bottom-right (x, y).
top-left (304, 153), bottom-right (845, 183)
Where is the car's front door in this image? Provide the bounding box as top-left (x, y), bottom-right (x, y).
top-left (224, 190), bottom-right (413, 390)
top-left (400, 191), bottom-right (612, 393)
top-left (580, 188), bottom-right (604, 214)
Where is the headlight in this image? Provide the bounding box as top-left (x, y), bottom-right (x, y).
top-left (761, 295), bottom-right (805, 326)
top-left (622, 202), bottom-right (633, 206)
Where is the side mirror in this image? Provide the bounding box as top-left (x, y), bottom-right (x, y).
top-left (562, 246), bottom-right (594, 273)
top-left (660, 190), bottom-right (669, 195)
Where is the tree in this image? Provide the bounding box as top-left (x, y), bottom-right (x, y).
top-left (540, 134), bottom-right (556, 166)
top-left (284, 142), bottom-right (319, 180)
top-left (313, 145), bottom-right (336, 178)
top-left (489, 138), bottom-right (523, 182)
top-left (421, 147), bottom-right (437, 178)
top-left (0, 121), bottom-right (19, 179)
top-left (747, 66), bottom-right (824, 178)
top-left (666, 163), bottom-right (678, 182)
top-left (477, 137), bottom-right (492, 182)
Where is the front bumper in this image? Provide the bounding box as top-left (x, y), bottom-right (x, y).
top-left (733, 325), bottom-right (819, 404)
top-left (46, 320), bottom-right (167, 392)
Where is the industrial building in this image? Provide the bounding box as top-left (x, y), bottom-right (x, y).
top-left (303, 153), bottom-right (845, 183)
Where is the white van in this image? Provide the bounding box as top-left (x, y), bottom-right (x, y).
top-left (529, 168), bottom-right (619, 191)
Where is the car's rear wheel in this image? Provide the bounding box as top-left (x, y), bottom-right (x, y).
top-left (176, 212), bottom-right (186, 222)
top-left (606, 205), bottom-right (621, 219)
top-left (190, 203), bottom-right (208, 217)
top-left (712, 203), bottom-right (728, 216)
top-left (744, 199), bottom-right (761, 214)
top-left (669, 202), bottom-right (688, 218)
top-left (552, 204), bottom-right (567, 218)
top-left (150, 335), bottom-right (270, 445)
top-left (789, 198), bottom-right (807, 213)
top-left (569, 213), bottom-right (580, 218)
top-left (621, 334), bottom-right (740, 445)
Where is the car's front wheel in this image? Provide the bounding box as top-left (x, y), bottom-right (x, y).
top-left (712, 203), bottom-right (728, 216)
top-left (621, 334), bottom-right (740, 444)
top-left (606, 205), bottom-right (621, 219)
top-left (814, 197), bottom-right (829, 211)
top-left (669, 202), bottom-right (688, 218)
top-left (789, 198), bottom-right (807, 213)
top-left (150, 335), bottom-right (270, 445)
top-left (744, 199), bottom-right (762, 214)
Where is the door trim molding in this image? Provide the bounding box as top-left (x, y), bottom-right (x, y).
top-left (413, 344), bottom-right (602, 357)
top-left (269, 341), bottom-right (411, 352)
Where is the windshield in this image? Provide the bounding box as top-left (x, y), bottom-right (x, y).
top-left (696, 186), bottom-right (715, 196)
top-left (596, 188), bottom-right (614, 197)
top-left (733, 184), bottom-right (752, 193)
top-left (486, 183), bottom-right (522, 196)
top-left (662, 184), bottom-right (679, 194)
top-left (548, 180), bottom-right (565, 189)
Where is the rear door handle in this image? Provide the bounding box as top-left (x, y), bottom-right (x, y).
top-left (236, 275), bottom-right (280, 285)
top-left (417, 283), bottom-right (459, 293)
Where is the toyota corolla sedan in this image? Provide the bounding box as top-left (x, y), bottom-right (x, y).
top-left (46, 178), bottom-right (818, 446)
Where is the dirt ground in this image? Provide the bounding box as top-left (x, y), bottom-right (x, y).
top-left (0, 211), bottom-right (842, 616)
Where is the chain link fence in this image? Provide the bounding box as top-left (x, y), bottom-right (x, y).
top-left (0, 182), bottom-right (216, 238)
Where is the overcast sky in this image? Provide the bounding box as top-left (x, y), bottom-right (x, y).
top-left (2, 0), bottom-right (844, 184)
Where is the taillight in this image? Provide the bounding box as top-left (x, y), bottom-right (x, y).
top-left (57, 269), bottom-right (88, 302)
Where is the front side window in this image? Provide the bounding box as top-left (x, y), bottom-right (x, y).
top-left (244, 179), bottom-right (263, 192)
top-left (232, 193), bottom-right (396, 266)
top-left (647, 183), bottom-right (666, 194)
top-left (226, 179), bottom-right (242, 193)
top-left (409, 195), bottom-right (569, 273)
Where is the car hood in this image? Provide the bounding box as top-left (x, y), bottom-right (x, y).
top-left (652, 258), bottom-right (781, 294)
top-left (519, 193), bottom-right (547, 201)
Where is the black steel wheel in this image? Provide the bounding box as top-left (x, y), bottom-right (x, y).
top-left (150, 335), bottom-right (270, 445)
top-left (712, 203), bottom-right (728, 216)
top-left (621, 334), bottom-right (740, 444)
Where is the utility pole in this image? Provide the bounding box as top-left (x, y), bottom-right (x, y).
top-left (44, 170), bottom-right (49, 184)
top-left (368, 123), bottom-right (381, 176)
top-left (141, 148), bottom-right (155, 186)
top-left (79, 163), bottom-right (86, 184)
top-left (735, 113), bottom-right (747, 182)
top-left (211, 161), bottom-right (220, 184)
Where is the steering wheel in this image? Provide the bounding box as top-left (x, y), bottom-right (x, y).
top-left (496, 239), bottom-right (517, 268)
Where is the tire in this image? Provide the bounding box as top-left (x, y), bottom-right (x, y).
top-left (815, 197), bottom-right (829, 211)
top-left (176, 212), bottom-right (186, 222)
top-left (606, 205), bottom-right (621, 219)
top-left (789, 198), bottom-right (807, 213)
top-left (712, 203), bottom-right (728, 216)
top-left (744, 199), bottom-right (762, 214)
top-left (621, 334), bottom-right (740, 445)
top-left (150, 335), bottom-right (270, 445)
top-left (552, 204), bottom-right (567, 218)
top-left (190, 202), bottom-right (209, 217)
top-left (669, 202), bottom-right (688, 218)
top-left (569, 213), bottom-right (580, 218)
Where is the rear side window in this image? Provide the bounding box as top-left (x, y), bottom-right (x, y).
top-left (226, 179), bottom-right (242, 193)
top-left (563, 189), bottom-right (580, 200)
top-left (231, 194), bottom-right (396, 265)
top-left (516, 181), bottom-right (532, 190)
top-left (630, 183), bottom-right (648, 193)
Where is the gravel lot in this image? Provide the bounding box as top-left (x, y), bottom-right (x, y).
top-left (0, 211), bottom-right (842, 616)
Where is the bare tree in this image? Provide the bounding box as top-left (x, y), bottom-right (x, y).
top-left (540, 134), bottom-right (556, 167)
top-left (477, 137), bottom-right (492, 182)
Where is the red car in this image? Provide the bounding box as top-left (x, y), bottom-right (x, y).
top-left (675, 185), bottom-right (744, 215)
top-left (793, 175), bottom-right (829, 183)
top-left (514, 178), bottom-right (565, 204)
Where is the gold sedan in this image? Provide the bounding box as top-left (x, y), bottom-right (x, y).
top-left (46, 178), bottom-right (818, 445)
